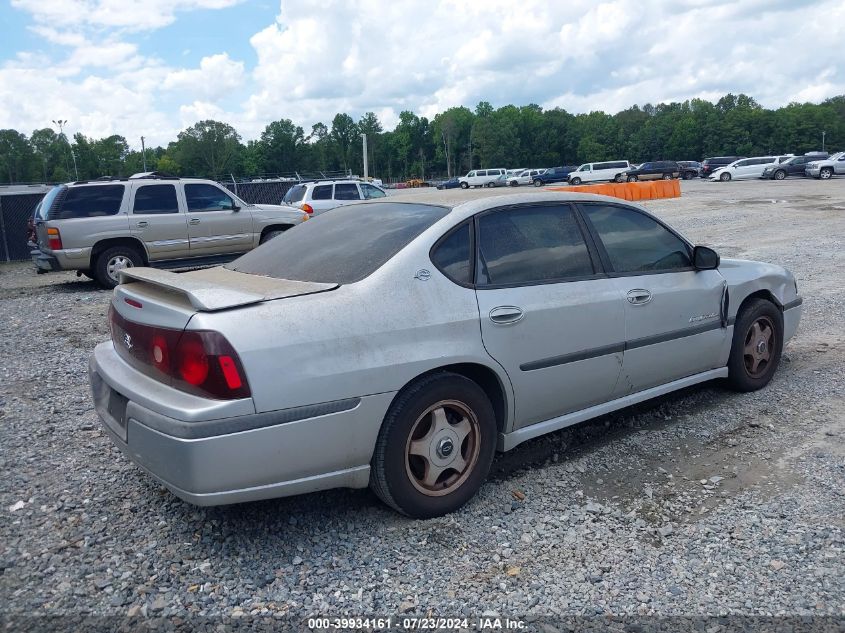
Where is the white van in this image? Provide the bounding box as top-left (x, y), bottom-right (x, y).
top-left (567, 161), bottom-right (631, 185)
top-left (459, 168), bottom-right (507, 188)
top-left (709, 157), bottom-right (778, 182)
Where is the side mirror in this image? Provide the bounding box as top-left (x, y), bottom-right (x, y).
top-left (232, 204), bottom-right (241, 212)
top-left (693, 245), bottom-right (720, 270)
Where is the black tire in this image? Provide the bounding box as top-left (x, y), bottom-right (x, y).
top-left (726, 298), bottom-right (784, 392)
top-left (627, 175), bottom-right (638, 183)
top-left (720, 172), bottom-right (732, 182)
top-left (259, 228), bottom-right (287, 244)
top-left (533, 179), bottom-right (543, 187)
top-left (683, 171), bottom-right (694, 180)
top-left (485, 181), bottom-right (495, 188)
top-left (79, 270), bottom-right (94, 280)
top-left (820, 167), bottom-right (833, 180)
top-left (569, 177), bottom-right (582, 185)
top-left (460, 181), bottom-right (469, 189)
top-left (662, 173), bottom-right (672, 180)
top-left (774, 170), bottom-right (786, 180)
top-left (93, 245), bottom-right (143, 289)
top-left (614, 174), bottom-right (625, 183)
top-left (370, 372), bottom-right (497, 518)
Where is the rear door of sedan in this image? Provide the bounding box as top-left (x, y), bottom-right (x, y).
top-left (473, 202), bottom-right (625, 429)
top-left (577, 202), bottom-right (727, 395)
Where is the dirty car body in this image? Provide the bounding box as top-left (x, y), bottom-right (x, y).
top-left (89, 193), bottom-right (802, 517)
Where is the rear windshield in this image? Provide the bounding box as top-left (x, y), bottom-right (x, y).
top-left (48, 184), bottom-right (125, 219)
top-left (283, 184), bottom-right (306, 204)
top-left (37, 186), bottom-right (63, 219)
top-left (227, 202), bottom-right (450, 284)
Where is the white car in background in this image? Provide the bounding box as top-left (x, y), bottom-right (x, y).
top-left (508, 168), bottom-right (546, 187)
top-left (459, 168), bottom-right (508, 188)
top-left (567, 161), bottom-right (631, 185)
top-left (282, 179), bottom-right (388, 215)
top-left (709, 157), bottom-right (779, 182)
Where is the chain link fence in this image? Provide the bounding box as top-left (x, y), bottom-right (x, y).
top-left (0, 187), bottom-right (51, 262)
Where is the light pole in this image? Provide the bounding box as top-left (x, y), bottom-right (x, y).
top-left (141, 136), bottom-right (147, 172)
top-left (822, 130), bottom-right (826, 153)
top-left (52, 119), bottom-right (79, 181)
top-left (361, 133), bottom-right (369, 180)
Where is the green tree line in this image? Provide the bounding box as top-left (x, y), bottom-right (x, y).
top-left (1, 93), bottom-right (843, 184)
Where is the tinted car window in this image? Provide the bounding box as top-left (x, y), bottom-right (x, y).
top-left (185, 184), bottom-right (235, 211)
top-left (431, 221), bottom-right (472, 285)
top-left (283, 184), bottom-right (306, 204)
top-left (51, 185), bottom-right (125, 219)
top-left (476, 205), bottom-right (594, 286)
top-left (312, 185), bottom-right (333, 200)
top-left (361, 184), bottom-right (386, 199)
top-left (334, 183), bottom-right (361, 200)
top-left (39, 186), bottom-right (63, 220)
top-left (132, 184), bottom-right (179, 215)
top-left (582, 204), bottom-right (691, 273)
top-left (228, 203), bottom-right (449, 284)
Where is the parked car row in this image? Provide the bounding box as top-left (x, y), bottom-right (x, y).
top-left (706, 151), bottom-right (839, 182)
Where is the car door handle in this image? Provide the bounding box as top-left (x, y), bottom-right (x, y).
top-left (626, 289), bottom-right (652, 305)
top-left (135, 221), bottom-right (148, 228)
top-left (189, 218), bottom-right (200, 225)
top-left (489, 306), bottom-right (524, 325)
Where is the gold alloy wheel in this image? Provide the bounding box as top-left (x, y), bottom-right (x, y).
top-left (743, 315), bottom-right (775, 378)
top-left (404, 400), bottom-right (481, 497)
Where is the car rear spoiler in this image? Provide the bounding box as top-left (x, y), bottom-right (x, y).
top-left (118, 267), bottom-right (338, 312)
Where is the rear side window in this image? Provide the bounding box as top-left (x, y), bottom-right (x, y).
top-left (476, 204), bottom-right (594, 286)
top-left (334, 183), bottom-right (361, 200)
top-left (227, 203), bottom-right (450, 284)
top-left (185, 184), bottom-right (235, 211)
top-left (283, 185), bottom-right (306, 204)
top-left (312, 185), bottom-right (333, 200)
top-left (132, 184), bottom-right (179, 215)
top-left (581, 204), bottom-right (691, 273)
top-left (431, 221), bottom-right (472, 285)
top-left (49, 185), bottom-right (125, 219)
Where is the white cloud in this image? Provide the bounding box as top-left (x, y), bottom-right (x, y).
top-left (1, 0), bottom-right (844, 150)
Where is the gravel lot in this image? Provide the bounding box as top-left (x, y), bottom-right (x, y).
top-left (1, 178), bottom-right (843, 627)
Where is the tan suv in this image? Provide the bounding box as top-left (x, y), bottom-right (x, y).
top-left (32, 174), bottom-right (308, 287)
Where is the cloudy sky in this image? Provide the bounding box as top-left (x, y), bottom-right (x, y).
top-left (1, 0), bottom-right (843, 148)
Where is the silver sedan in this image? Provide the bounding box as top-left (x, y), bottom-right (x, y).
top-left (89, 193), bottom-right (802, 518)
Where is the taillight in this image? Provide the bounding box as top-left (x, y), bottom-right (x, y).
top-left (301, 203), bottom-right (313, 214)
top-left (47, 227), bottom-right (63, 250)
top-left (109, 306), bottom-right (250, 400)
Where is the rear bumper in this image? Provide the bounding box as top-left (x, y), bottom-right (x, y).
top-left (31, 246), bottom-right (91, 272)
top-left (31, 249), bottom-right (61, 272)
top-left (89, 342), bottom-right (394, 506)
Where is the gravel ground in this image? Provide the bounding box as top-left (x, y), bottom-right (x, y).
top-left (1, 178), bottom-right (843, 628)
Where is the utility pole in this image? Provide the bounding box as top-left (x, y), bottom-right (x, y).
top-left (52, 119), bottom-right (79, 181)
top-left (141, 136), bottom-right (147, 172)
top-left (442, 131), bottom-right (451, 178)
top-left (361, 133), bottom-right (369, 180)
top-left (822, 130), bottom-right (826, 153)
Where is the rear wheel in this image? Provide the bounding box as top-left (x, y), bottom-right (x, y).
top-left (533, 179), bottom-right (543, 187)
top-left (485, 181), bottom-right (495, 188)
top-left (370, 372), bottom-right (496, 518)
top-left (94, 245), bottom-right (142, 289)
top-left (683, 171), bottom-right (694, 180)
top-left (569, 177), bottom-right (582, 185)
top-left (726, 298), bottom-right (783, 392)
top-left (662, 173), bottom-right (672, 180)
top-left (614, 174), bottom-right (625, 183)
top-left (820, 167), bottom-right (833, 180)
top-left (460, 181), bottom-right (469, 189)
top-left (720, 172), bottom-right (732, 182)
top-left (774, 170), bottom-right (786, 180)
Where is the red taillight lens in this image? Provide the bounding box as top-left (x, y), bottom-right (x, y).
top-left (176, 333), bottom-right (209, 386)
top-left (109, 307), bottom-right (250, 400)
top-left (301, 203), bottom-right (313, 214)
top-left (47, 227), bottom-right (63, 250)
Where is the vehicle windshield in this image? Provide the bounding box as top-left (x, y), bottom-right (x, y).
top-left (36, 186), bottom-right (63, 220)
top-left (226, 202), bottom-right (450, 284)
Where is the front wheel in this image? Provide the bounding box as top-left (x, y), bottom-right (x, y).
top-left (720, 172), bottom-right (732, 182)
top-left (662, 173), bottom-right (672, 180)
top-left (820, 167), bottom-right (833, 180)
top-left (774, 170), bottom-right (786, 180)
top-left (370, 372), bottom-right (496, 518)
top-left (726, 299), bottom-right (784, 392)
top-left (627, 175), bottom-right (638, 182)
top-left (569, 177), bottom-right (582, 185)
top-left (94, 245), bottom-right (142, 289)
top-left (683, 171), bottom-right (694, 180)
top-left (533, 179), bottom-right (543, 187)
top-left (485, 181), bottom-right (495, 188)
top-left (460, 181), bottom-right (469, 189)
top-left (259, 228), bottom-right (287, 244)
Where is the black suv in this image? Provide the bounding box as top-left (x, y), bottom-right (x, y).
top-left (625, 161), bottom-right (679, 181)
top-left (700, 156), bottom-right (745, 178)
top-left (761, 153), bottom-right (829, 180)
